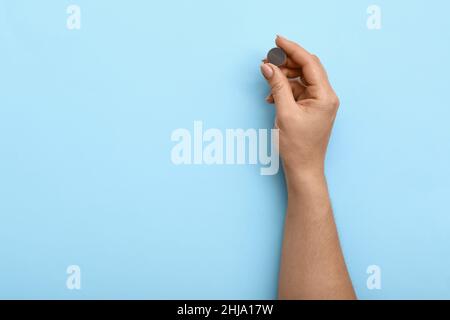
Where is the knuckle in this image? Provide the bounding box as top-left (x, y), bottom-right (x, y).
top-left (311, 54), bottom-right (321, 62)
top-left (327, 94), bottom-right (340, 109)
top-left (271, 81), bottom-right (285, 93)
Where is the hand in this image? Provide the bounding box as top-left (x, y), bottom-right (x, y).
top-left (261, 36), bottom-right (340, 180)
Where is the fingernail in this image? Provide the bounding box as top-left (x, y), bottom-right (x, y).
top-left (261, 63), bottom-right (274, 79)
top-left (276, 34), bottom-right (286, 40)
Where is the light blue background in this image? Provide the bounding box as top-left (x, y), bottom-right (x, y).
top-left (0, 0), bottom-right (449, 299)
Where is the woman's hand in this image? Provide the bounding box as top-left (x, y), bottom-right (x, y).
top-left (261, 35), bottom-right (340, 181)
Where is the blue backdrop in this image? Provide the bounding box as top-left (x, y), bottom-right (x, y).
top-left (1, 0), bottom-right (449, 299)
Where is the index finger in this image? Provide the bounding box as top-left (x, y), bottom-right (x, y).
top-left (275, 35), bottom-right (328, 86)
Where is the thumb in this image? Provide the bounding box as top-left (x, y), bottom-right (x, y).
top-left (260, 63), bottom-right (296, 111)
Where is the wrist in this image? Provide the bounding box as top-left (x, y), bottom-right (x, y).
top-left (284, 167), bottom-right (327, 194)
top-left (284, 168), bottom-right (332, 220)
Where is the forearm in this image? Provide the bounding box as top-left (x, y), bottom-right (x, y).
top-left (278, 170), bottom-right (356, 300)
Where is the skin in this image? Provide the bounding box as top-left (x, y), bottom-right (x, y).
top-left (260, 35), bottom-right (356, 300)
